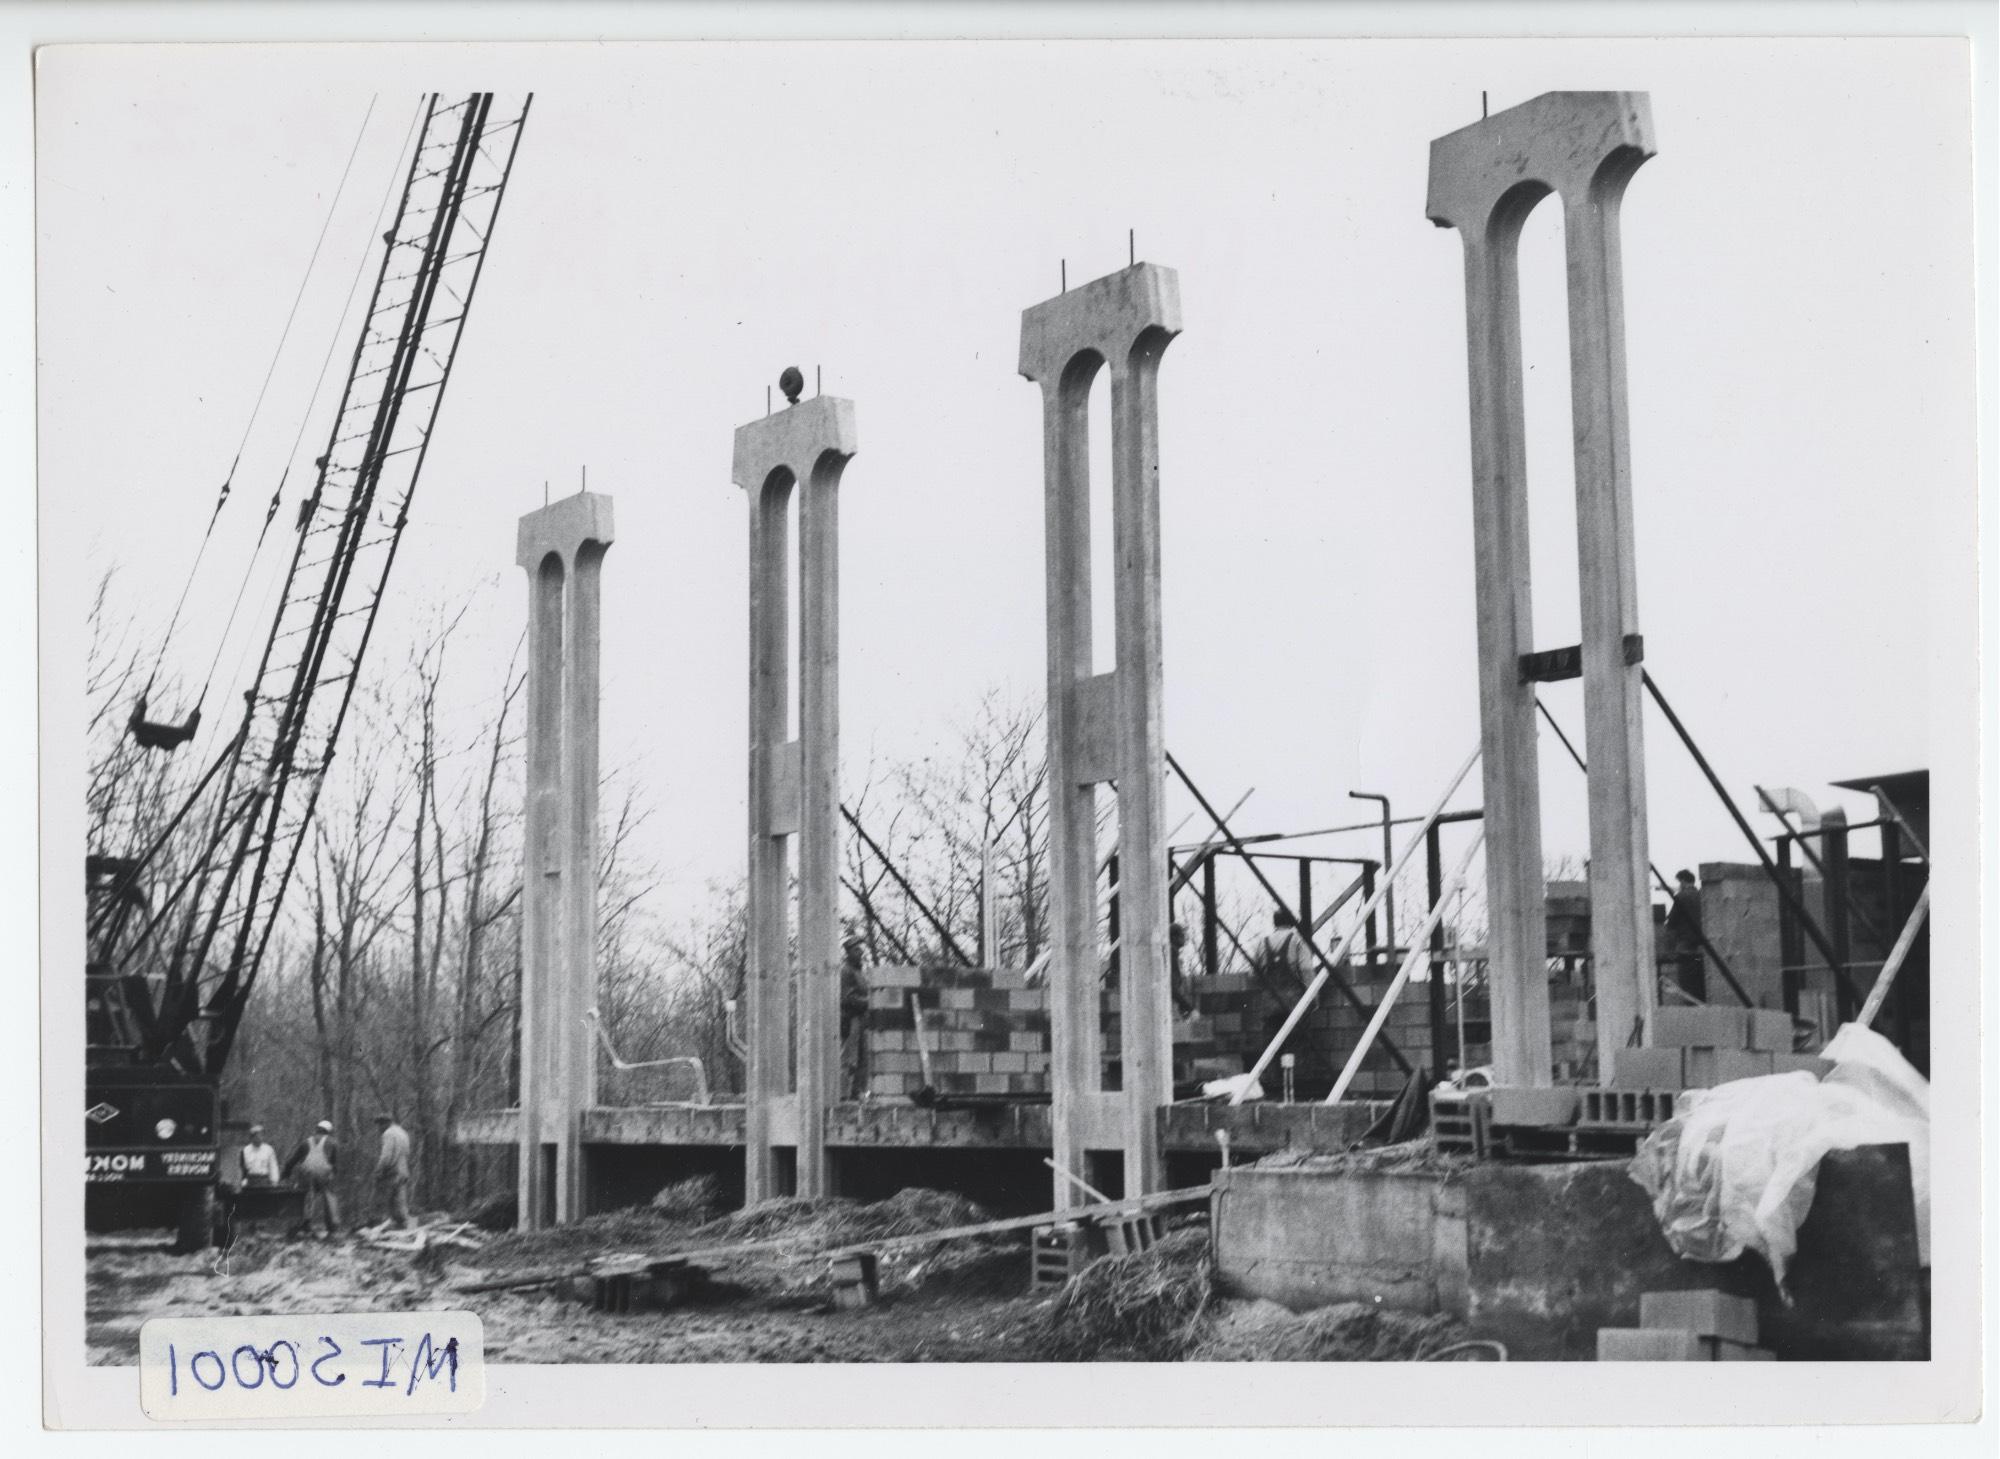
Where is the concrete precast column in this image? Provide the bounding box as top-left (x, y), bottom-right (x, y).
top-left (743, 472), bottom-right (791, 1204)
top-left (1110, 342), bottom-right (1173, 1196)
top-left (517, 552), bottom-right (563, 1230)
top-left (514, 492), bottom-right (615, 1229)
top-left (1035, 361), bottom-right (1103, 1201)
top-left (734, 394), bottom-right (857, 1203)
top-left (796, 451), bottom-right (843, 1197)
top-left (1428, 92), bottom-right (1657, 1083)
top-left (559, 538), bottom-right (608, 1220)
top-left (1565, 155), bottom-right (1658, 1055)
top-left (1020, 263), bottom-right (1180, 1202)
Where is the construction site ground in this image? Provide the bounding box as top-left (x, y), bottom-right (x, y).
top-left (86, 1183), bottom-right (1468, 1365)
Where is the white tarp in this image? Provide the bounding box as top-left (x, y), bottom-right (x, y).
top-left (1628, 1023), bottom-right (1929, 1293)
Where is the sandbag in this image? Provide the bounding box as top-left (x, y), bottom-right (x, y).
top-left (1628, 1023), bottom-right (1928, 1292)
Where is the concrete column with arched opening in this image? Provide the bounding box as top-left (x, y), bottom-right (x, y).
top-left (1428, 91), bottom-right (1658, 1084)
top-left (1020, 263), bottom-right (1180, 1203)
top-left (734, 393), bottom-right (857, 1203)
top-left (514, 490), bottom-right (614, 1228)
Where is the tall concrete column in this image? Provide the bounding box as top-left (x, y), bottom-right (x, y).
top-left (1020, 263), bottom-right (1180, 1202)
top-left (514, 491), bottom-right (614, 1229)
top-left (734, 391), bottom-right (857, 1203)
top-left (1427, 91), bottom-right (1658, 1083)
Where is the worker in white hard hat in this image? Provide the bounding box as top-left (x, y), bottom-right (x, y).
top-left (238, 1124), bottom-right (280, 1187)
top-left (282, 1120), bottom-right (342, 1238)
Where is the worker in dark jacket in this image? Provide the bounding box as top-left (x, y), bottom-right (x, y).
top-left (282, 1120), bottom-right (342, 1239)
top-left (840, 935), bottom-right (871, 1098)
top-left (1169, 922), bottom-right (1197, 1018)
top-left (1664, 869), bottom-right (1707, 1001)
top-left (373, 1113), bottom-right (414, 1229)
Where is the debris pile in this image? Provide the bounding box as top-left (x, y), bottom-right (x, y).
top-left (356, 1217), bottom-right (487, 1255)
top-left (649, 1174), bottom-right (722, 1221)
top-left (1026, 1224), bottom-right (1214, 1361)
top-left (1191, 1298), bottom-right (1465, 1361)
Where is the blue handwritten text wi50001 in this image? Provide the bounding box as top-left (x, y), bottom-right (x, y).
top-left (164, 1330), bottom-right (460, 1398)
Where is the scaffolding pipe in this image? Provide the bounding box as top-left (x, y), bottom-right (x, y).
top-left (1324, 831), bottom-right (1484, 1106)
top-left (1224, 743), bottom-right (1481, 1104)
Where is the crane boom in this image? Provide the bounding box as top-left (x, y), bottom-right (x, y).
top-left (97, 92), bottom-right (531, 1081)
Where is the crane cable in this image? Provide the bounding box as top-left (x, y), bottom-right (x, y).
top-left (199, 95), bottom-right (423, 726)
top-left (146, 94), bottom-right (380, 708)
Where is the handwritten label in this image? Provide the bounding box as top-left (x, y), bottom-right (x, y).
top-left (139, 1311), bottom-right (484, 1421)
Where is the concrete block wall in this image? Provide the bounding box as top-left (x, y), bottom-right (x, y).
top-left (862, 962), bottom-right (1448, 1100)
top-left (861, 959), bottom-right (1598, 1101)
top-left (862, 965), bottom-right (1050, 1097)
top-left (854, 956), bottom-right (1632, 1101)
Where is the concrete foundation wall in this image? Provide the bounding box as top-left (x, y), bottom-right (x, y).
top-left (1211, 1145), bottom-right (1926, 1360)
top-left (1211, 1164), bottom-right (1469, 1315)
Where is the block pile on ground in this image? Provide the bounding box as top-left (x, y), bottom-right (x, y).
top-left (1597, 1289), bottom-right (1774, 1361)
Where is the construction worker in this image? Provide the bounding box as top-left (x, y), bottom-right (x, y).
top-left (1169, 922), bottom-right (1197, 1018)
top-left (282, 1120), bottom-right (342, 1238)
top-left (1256, 909), bottom-right (1308, 990)
top-left (1664, 869), bottom-right (1707, 1001)
top-left (840, 935), bottom-right (871, 1098)
top-left (373, 1113), bottom-right (413, 1229)
top-left (237, 1124), bottom-right (279, 1188)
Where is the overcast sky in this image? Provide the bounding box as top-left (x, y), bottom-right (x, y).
top-left (39, 38), bottom-right (1977, 935)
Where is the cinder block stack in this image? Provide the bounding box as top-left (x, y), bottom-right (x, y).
top-left (1607, 1005), bottom-right (1825, 1096)
top-left (1597, 1289), bottom-right (1774, 1361)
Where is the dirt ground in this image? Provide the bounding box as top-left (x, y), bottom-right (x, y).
top-left (86, 1187), bottom-right (1467, 1366)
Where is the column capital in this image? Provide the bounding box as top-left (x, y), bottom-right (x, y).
top-left (732, 395), bottom-right (858, 493)
top-left (517, 491), bottom-right (616, 569)
top-left (1019, 262), bottom-right (1181, 386)
top-left (1427, 91), bottom-right (1654, 235)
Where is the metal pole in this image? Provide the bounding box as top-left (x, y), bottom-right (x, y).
top-left (1201, 856), bottom-right (1219, 978)
top-left (1777, 836), bottom-right (1802, 1017)
top-left (1823, 809), bottom-right (1855, 1023)
top-left (1426, 819), bottom-right (1450, 1075)
top-left (1351, 791), bottom-right (1395, 964)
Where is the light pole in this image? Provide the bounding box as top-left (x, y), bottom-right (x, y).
top-left (1350, 791), bottom-right (1395, 971)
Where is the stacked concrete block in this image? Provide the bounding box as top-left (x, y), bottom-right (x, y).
top-left (1598, 1289), bottom-right (1773, 1361)
top-left (1486, 1086), bottom-right (1581, 1128)
top-left (1606, 1003), bottom-right (1819, 1101)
